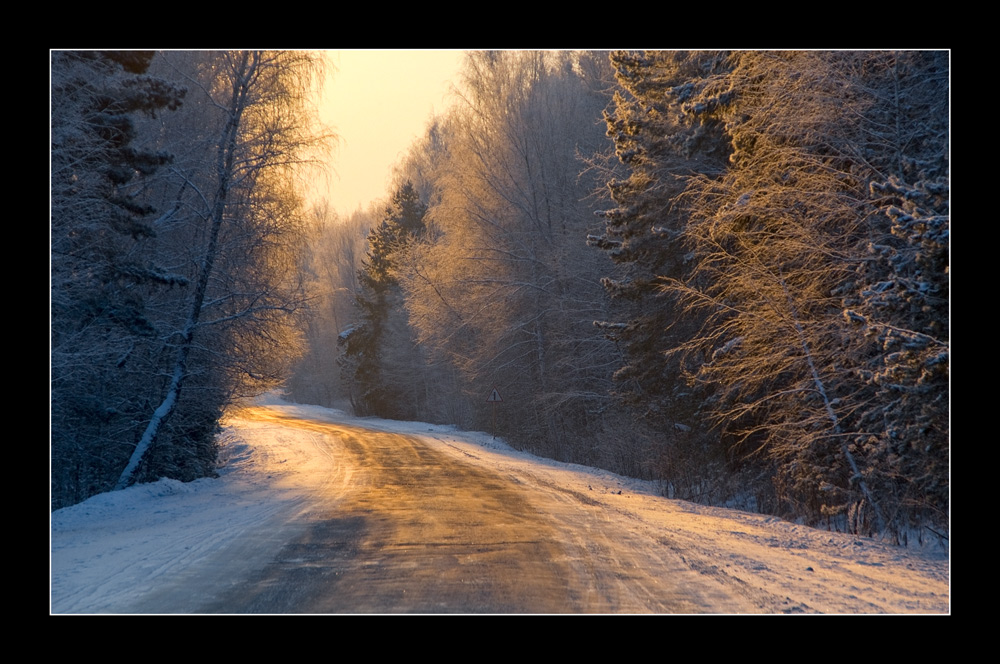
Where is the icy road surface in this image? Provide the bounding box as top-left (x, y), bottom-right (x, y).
top-left (51, 399), bottom-right (949, 614)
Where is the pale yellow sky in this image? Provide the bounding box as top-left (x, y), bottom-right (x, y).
top-left (316, 49), bottom-right (466, 220)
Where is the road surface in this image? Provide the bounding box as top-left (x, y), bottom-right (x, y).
top-left (124, 406), bottom-right (758, 613)
top-left (63, 402), bottom-right (945, 614)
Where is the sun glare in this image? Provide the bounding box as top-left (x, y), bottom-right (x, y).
top-left (317, 50), bottom-right (464, 218)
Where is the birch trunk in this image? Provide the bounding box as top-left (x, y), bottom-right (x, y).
top-left (115, 52), bottom-right (259, 490)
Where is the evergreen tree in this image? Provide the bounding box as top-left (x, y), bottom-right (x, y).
top-left (593, 51), bottom-right (948, 536)
top-left (342, 182), bottom-right (427, 418)
top-left (589, 51), bottom-right (735, 489)
top-left (51, 50), bottom-right (186, 508)
top-left (842, 51), bottom-right (950, 532)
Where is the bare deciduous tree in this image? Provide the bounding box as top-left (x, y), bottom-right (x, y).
top-left (398, 51), bottom-right (617, 453)
top-left (114, 50), bottom-right (332, 489)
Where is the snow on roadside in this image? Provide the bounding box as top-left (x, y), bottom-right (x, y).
top-left (257, 397), bottom-right (950, 614)
top-left (51, 395), bottom-right (950, 614)
top-left (51, 412), bottom-right (326, 613)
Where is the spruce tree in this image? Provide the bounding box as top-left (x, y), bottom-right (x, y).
top-left (597, 51), bottom-right (948, 535)
top-left (590, 51), bottom-right (733, 474)
top-left (51, 51), bottom-right (186, 507)
top-left (342, 182), bottom-right (427, 418)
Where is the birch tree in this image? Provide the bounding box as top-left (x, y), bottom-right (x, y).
top-left (114, 50), bottom-right (330, 489)
top-left (590, 50), bottom-right (949, 535)
top-left (399, 51), bottom-right (616, 454)
top-left (285, 202), bottom-right (371, 408)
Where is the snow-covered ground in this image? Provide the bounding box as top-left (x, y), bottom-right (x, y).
top-left (51, 395), bottom-right (950, 614)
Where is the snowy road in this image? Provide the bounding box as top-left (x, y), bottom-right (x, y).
top-left (51, 400), bottom-right (949, 614)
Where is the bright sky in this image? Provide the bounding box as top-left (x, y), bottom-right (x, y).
top-left (315, 50), bottom-right (466, 220)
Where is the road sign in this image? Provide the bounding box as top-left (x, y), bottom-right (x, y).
top-left (487, 386), bottom-right (503, 439)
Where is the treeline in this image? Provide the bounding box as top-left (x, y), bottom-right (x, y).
top-left (51, 51), bottom-right (330, 509)
top-left (292, 51), bottom-right (621, 465)
top-left (290, 50), bottom-right (948, 543)
top-left (595, 51), bottom-right (949, 540)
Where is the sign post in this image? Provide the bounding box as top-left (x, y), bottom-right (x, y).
top-left (486, 386), bottom-right (503, 439)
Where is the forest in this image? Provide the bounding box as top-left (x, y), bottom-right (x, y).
top-left (52, 50), bottom-right (949, 544)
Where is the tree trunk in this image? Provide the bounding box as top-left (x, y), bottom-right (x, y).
top-left (779, 276), bottom-right (886, 534)
top-left (115, 52), bottom-right (258, 490)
